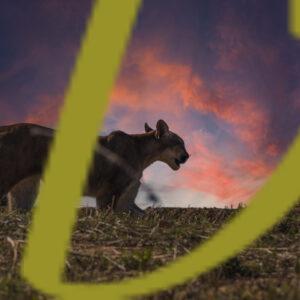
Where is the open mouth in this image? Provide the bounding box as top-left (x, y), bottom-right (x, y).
top-left (174, 158), bottom-right (181, 167)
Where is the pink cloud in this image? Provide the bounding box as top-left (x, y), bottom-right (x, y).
top-left (266, 143), bottom-right (280, 157)
top-left (105, 43), bottom-right (278, 204)
top-left (15, 41), bottom-right (277, 205)
top-left (175, 131), bottom-right (273, 204)
top-left (110, 47), bottom-right (190, 116)
top-left (25, 94), bottom-right (63, 127)
top-left (234, 159), bottom-right (272, 179)
top-left (110, 45), bottom-right (270, 153)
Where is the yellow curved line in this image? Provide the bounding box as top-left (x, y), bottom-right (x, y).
top-left (22, 0), bottom-right (143, 297)
top-left (289, 0), bottom-right (300, 38)
top-left (22, 0), bottom-right (300, 299)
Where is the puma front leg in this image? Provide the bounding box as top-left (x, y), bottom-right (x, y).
top-left (95, 192), bottom-right (115, 210)
top-left (114, 181), bottom-right (144, 216)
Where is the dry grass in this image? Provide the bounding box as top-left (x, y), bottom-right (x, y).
top-left (0, 202), bottom-right (299, 299)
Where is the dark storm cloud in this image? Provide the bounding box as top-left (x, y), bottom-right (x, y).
top-left (0, 0), bottom-right (92, 125)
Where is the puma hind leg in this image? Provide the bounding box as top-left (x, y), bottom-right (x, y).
top-left (7, 175), bottom-right (41, 212)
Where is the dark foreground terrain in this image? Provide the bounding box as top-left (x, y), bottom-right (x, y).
top-left (0, 202), bottom-right (299, 300)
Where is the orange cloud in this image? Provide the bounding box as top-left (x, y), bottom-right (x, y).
top-left (106, 44), bottom-right (277, 204)
top-left (176, 134), bottom-right (272, 204)
top-left (19, 43), bottom-right (276, 205)
top-left (174, 132), bottom-right (255, 204)
top-left (110, 47), bottom-right (192, 116)
top-left (110, 45), bottom-right (269, 153)
top-left (266, 143), bottom-right (280, 157)
top-left (25, 94), bottom-right (62, 127)
top-left (234, 159), bottom-right (272, 179)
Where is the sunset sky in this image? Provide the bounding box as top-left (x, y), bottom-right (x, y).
top-left (0, 0), bottom-right (299, 207)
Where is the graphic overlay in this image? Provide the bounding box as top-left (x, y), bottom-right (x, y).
top-left (21, 0), bottom-right (143, 296)
top-left (289, 0), bottom-right (300, 37)
top-left (22, 1), bottom-right (300, 299)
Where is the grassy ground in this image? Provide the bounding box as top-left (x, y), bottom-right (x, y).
top-left (0, 202), bottom-right (299, 300)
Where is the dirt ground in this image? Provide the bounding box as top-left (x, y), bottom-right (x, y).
top-left (0, 201), bottom-right (299, 299)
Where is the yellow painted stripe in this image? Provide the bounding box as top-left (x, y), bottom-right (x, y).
top-left (22, 0), bottom-right (142, 298)
top-left (289, 0), bottom-right (300, 38)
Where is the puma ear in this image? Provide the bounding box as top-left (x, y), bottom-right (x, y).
top-left (156, 119), bottom-right (169, 138)
top-left (145, 122), bottom-right (154, 133)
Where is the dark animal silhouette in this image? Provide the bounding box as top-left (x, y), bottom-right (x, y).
top-left (0, 120), bottom-right (189, 215)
